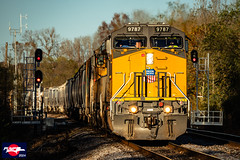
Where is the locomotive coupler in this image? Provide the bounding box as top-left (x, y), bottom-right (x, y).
top-left (144, 115), bottom-right (160, 130)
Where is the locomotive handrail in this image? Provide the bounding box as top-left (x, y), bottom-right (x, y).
top-left (110, 73), bottom-right (125, 120)
top-left (167, 72), bottom-right (190, 116)
top-left (110, 72), bottom-right (134, 120)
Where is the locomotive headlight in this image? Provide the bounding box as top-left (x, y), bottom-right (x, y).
top-left (146, 53), bottom-right (154, 64)
top-left (164, 105), bottom-right (172, 114)
top-left (129, 105), bottom-right (138, 114)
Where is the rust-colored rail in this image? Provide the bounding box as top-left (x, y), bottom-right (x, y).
top-left (120, 139), bottom-right (171, 160)
top-left (168, 142), bottom-right (221, 160)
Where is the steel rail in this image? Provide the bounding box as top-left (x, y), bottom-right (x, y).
top-left (120, 139), bottom-right (171, 160)
top-left (108, 128), bottom-right (221, 160)
top-left (119, 138), bottom-right (221, 160)
top-left (168, 142), bottom-right (221, 160)
top-left (187, 128), bottom-right (240, 147)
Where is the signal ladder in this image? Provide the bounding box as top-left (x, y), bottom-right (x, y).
top-left (11, 53), bottom-right (43, 124)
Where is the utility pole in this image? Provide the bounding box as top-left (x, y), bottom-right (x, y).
top-left (5, 42), bottom-right (8, 67)
top-left (9, 13), bottom-right (27, 114)
top-left (9, 26), bottom-right (20, 114)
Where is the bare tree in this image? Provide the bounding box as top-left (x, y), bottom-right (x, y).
top-left (59, 39), bottom-right (74, 59)
top-left (109, 13), bottom-right (129, 31)
top-left (35, 28), bottom-right (60, 58)
top-left (59, 36), bottom-right (92, 66)
top-left (94, 13), bottom-right (130, 49)
top-left (81, 36), bottom-right (92, 61)
top-left (22, 28), bottom-right (60, 59)
top-left (166, 1), bottom-right (190, 26)
top-left (131, 10), bottom-right (155, 23)
top-left (96, 21), bottom-right (111, 46)
top-left (73, 37), bottom-right (84, 65)
top-left (22, 30), bottom-right (37, 57)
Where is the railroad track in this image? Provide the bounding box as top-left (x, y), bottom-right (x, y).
top-left (167, 142), bottom-right (221, 160)
top-left (47, 125), bottom-right (219, 160)
top-left (29, 118), bottom-right (229, 159)
top-left (116, 137), bottom-right (221, 160)
top-left (120, 139), bottom-right (170, 160)
top-left (187, 128), bottom-right (240, 147)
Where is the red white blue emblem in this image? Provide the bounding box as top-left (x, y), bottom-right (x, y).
top-left (143, 69), bottom-right (156, 83)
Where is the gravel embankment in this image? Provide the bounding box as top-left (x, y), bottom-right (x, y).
top-left (62, 127), bottom-right (150, 160)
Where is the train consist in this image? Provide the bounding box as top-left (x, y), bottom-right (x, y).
top-left (43, 23), bottom-right (190, 140)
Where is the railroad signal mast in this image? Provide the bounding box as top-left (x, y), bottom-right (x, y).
top-left (35, 49), bottom-right (43, 86)
top-left (190, 50), bottom-right (223, 126)
top-left (12, 48), bottom-right (44, 125)
top-left (191, 50), bottom-right (199, 111)
top-left (33, 49), bottom-right (43, 121)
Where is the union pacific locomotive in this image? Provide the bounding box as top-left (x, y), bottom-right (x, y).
top-left (43, 23), bottom-right (190, 140)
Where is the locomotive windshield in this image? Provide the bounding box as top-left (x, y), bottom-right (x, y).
top-left (151, 36), bottom-right (183, 48)
top-left (114, 37), bottom-right (147, 48)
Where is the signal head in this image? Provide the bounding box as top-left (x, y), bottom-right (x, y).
top-left (35, 49), bottom-right (42, 62)
top-left (191, 50), bottom-right (198, 63)
top-left (35, 70), bottom-right (43, 83)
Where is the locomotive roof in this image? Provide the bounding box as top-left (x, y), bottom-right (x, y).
top-left (111, 23), bottom-right (185, 38)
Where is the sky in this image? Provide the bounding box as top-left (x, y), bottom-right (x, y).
top-left (0, 0), bottom-right (195, 61)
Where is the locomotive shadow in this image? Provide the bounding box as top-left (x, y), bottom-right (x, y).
top-left (128, 140), bottom-right (169, 147)
top-left (174, 133), bottom-right (227, 146)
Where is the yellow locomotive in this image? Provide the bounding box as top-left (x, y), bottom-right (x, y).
top-left (45, 23), bottom-right (190, 140)
top-left (107, 23), bottom-right (189, 140)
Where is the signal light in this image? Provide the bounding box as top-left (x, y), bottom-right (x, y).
top-left (191, 50), bottom-right (198, 63)
top-left (35, 70), bottom-right (43, 83)
top-left (35, 49), bottom-right (42, 62)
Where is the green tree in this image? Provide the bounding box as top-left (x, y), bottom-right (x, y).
top-left (203, 2), bottom-right (240, 127)
top-left (39, 56), bottom-right (78, 88)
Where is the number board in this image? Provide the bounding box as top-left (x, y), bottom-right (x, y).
top-left (155, 26), bottom-right (170, 32)
top-left (127, 26), bottom-right (142, 32)
top-left (146, 69), bottom-right (156, 75)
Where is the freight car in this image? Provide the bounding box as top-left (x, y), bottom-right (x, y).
top-left (45, 23), bottom-right (190, 140)
top-left (43, 82), bottom-right (66, 113)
